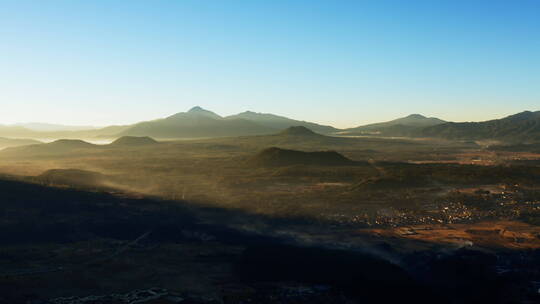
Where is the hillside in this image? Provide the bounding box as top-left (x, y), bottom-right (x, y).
top-left (0, 136), bottom-right (163, 158)
top-left (119, 106), bottom-right (276, 138)
top-left (342, 114), bottom-right (446, 135)
top-left (0, 139), bottom-right (99, 158)
top-left (226, 111), bottom-right (338, 134)
top-left (248, 147), bottom-right (354, 167)
top-left (0, 137), bottom-right (41, 149)
top-left (111, 136), bottom-right (158, 146)
top-left (37, 169), bottom-right (109, 188)
top-left (278, 126), bottom-right (325, 137)
top-left (419, 111), bottom-right (540, 142)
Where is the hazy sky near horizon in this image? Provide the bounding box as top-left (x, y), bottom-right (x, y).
top-left (1, 0), bottom-right (539, 128)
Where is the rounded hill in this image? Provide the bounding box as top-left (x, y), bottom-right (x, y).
top-left (248, 147), bottom-right (354, 167)
top-left (279, 126), bottom-right (321, 137)
top-left (111, 136), bottom-right (158, 146)
top-left (0, 139), bottom-right (97, 157)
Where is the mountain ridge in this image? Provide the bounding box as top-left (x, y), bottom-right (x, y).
top-left (226, 111), bottom-right (338, 134)
top-left (342, 114), bottom-right (446, 135)
top-left (119, 107), bottom-right (275, 138)
top-left (419, 110), bottom-right (540, 142)
top-left (2, 108), bottom-right (539, 142)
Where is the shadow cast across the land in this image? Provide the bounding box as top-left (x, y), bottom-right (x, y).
top-left (1, 178), bottom-right (539, 304)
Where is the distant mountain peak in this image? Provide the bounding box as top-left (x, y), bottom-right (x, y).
top-left (168, 106), bottom-right (222, 119)
top-left (406, 114), bottom-right (427, 119)
top-left (188, 106), bottom-right (206, 112)
top-left (341, 113), bottom-right (446, 136)
top-left (506, 110), bottom-right (539, 121)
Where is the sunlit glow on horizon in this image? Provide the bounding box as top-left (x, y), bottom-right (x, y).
top-left (1, 0), bottom-right (539, 128)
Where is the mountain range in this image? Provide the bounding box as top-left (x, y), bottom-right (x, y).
top-left (418, 111), bottom-right (540, 142)
top-left (119, 106), bottom-right (340, 138)
top-left (109, 108), bottom-right (540, 142)
top-left (339, 114), bottom-right (447, 136)
top-left (1, 107), bottom-right (539, 143)
top-left (119, 107), bottom-right (276, 138)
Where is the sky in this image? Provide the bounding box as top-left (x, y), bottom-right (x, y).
top-left (1, 0), bottom-right (539, 128)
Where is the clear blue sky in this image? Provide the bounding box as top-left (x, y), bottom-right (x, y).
top-left (1, 0), bottom-right (539, 128)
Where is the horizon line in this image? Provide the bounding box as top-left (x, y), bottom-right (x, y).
top-left (2, 107), bottom-right (538, 130)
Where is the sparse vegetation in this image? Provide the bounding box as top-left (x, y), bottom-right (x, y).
top-left (1, 126), bottom-right (540, 303)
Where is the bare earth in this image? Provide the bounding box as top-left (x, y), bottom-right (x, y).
top-left (360, 220), bottom-right (540, 249)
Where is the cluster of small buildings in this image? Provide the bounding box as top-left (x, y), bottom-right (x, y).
top-left (322, 189), bottom-right (540, 228)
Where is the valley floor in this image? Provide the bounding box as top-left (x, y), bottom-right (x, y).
top-left (1, 134), bottom-right (540, 303)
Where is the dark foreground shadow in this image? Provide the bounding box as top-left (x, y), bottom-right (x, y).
top-left (1, 178), bottom-right (539, 303)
